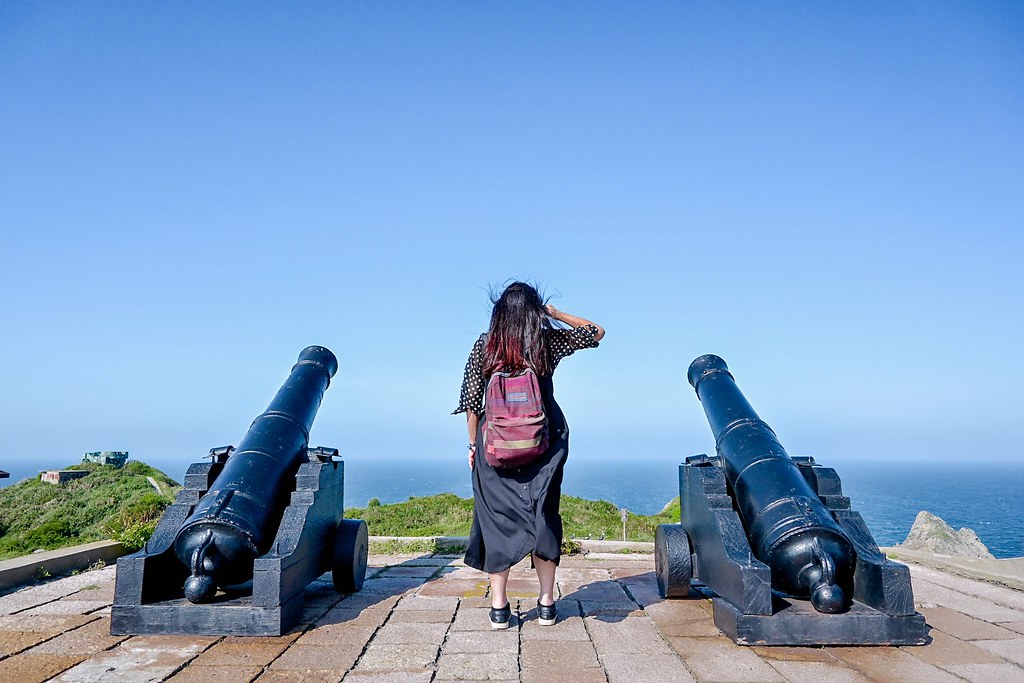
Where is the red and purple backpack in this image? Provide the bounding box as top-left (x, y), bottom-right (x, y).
top-left (482, 368), bottom-right (549, 468)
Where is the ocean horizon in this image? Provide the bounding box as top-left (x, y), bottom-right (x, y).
top-left (2, 455), bottom-right (1021, 559)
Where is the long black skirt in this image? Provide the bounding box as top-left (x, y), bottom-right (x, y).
top-left (464, 397), bottom-right (568, 574)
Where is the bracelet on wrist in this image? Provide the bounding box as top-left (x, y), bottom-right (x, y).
top-left (468, 444), bottom-right (477, 450)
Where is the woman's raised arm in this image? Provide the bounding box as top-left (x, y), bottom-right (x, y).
top-left (546, 305), bottom-right (605, 342)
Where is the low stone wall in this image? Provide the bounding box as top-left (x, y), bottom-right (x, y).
top-left (882, 546), bottom-right (1024, 591)
top-left (367, 535), bottom-right (655, 556)
top-left (0, 540), bottom-right (127, 591)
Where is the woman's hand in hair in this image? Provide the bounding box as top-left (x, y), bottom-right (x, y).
top-left (545, 304), bottom-right (561, 318)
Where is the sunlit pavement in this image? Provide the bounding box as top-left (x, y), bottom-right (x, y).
top-left (1, 549), bottom-right (1022, 682)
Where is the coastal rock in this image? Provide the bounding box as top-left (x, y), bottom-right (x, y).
top-left (899, 510), bottom-right (994, 559)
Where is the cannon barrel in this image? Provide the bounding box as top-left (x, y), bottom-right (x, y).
top-left (686, 354), bottom-right (855, 613)
top-left (173, 346), bottom-right (339, 603)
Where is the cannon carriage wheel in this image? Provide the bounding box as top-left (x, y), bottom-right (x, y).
top-left (332, 519), bottom-right (369, 593)
top-left (655, 524), bottom-right (692, 598)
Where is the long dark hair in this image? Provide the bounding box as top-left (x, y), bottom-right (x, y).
top-left (483, 282), bottom-right (553, 377)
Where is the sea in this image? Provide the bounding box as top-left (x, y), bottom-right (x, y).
top-left (3, 456), bottom-right (1021, 559)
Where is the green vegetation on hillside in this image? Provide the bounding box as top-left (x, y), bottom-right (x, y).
top-left (345, 493), bottom-right (679, 541)
top-left (0, 465), bottom-right (678, 562)
top-left (0, 461), bottom-right (179, 560)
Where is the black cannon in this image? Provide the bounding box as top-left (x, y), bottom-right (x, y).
top-left (655, 355), bottom-right (927, 645)
top-left (111, 346), bottom-right (368, 636)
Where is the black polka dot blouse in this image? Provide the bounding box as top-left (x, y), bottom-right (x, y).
top-left (453, 324), bottom-right (601, 417)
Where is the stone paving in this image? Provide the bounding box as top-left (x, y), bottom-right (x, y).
top-left (0, 551), bottom-right (1022, 682)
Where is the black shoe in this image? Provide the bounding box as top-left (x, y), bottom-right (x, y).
top-left (537, 600), bottom-right (557, 626)
top-left (489, 603), bottom-right (511, 630)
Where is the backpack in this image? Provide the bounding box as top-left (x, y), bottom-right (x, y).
top-left (482, 368), bottom-right (549, 468)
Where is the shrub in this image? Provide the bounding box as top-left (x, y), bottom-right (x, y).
top-left (561, 538), bottom-right (583, 555)
top-left (102, 493), bottom-right (169, 551)
top-left (22, 519), bottom-right (78, 551)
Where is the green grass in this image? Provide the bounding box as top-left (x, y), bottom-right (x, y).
top-left (0, 461), bottom-right (179, 559)
top-left (347, 493), bottom-right (475, 536)
top-left (345, 493), bottom-right (678, 542)
top-left (368, 537), bottom-right (468, 555)
top-left (1, 463), bottom-right (678, 562)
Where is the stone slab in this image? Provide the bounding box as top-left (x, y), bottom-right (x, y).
top-left (121, 634), bottom-right (219, 651)
top-left (0, 628), bottom-right (53, 656)
top-left (973, 637), bottom-right (1024, 666)
top-left (611, 566), bottom-right (656, 581)
top-left (503, 578), bottom-right (542, 598)
top-left (18, 599), bottom-right (112, 616)
top-left (749, 646), bottom-right (843, 663)
top-left (0, 653), bottom-right (87, 683)
top-left (221, 632), bottom-right (304, 647)
top-left (0, 613), bottom-right (96, 633)
top-left (415, 578), bottom-right (487, 597)
top-left (270, 642), bottom-right (363, 671)
top-left (54, 648), bottom-right (198, 682)
top-left (601, 652), bottom-right (697, 682)
top-left (442, 629), bottom-right (519, 653)
top-left (388, 610), bottom-right (454, 623)
top-left (561, 581), bottom-right (631, 602)
top-left (623, 582), bottom-right (666, 607)
top-left (912, 578), bottom-right (1023, 622)
top-left (828, 646), bottom-right (966, 683)
top-left (579, 600), bottom-right (643, 618)
top-left (668, 636), bottom-right (785, 682)
top-left (334, 593), bottom-right (401, 612)
top-left (441, 566), bottom-right (484, 579)
top-left (921, 605), bottom-right (1020, 640)
top-left (894, 552), bottom-right (1024, 594)
top-left (0, 591), bottom-right (58, 616)
top-left (354, 642), bottom-right (439, 670)
top-left (32, 617), bottom-right (128, 655)
top-left (434, 652), bottom-right (518, 680)
top-left (29, 569), bottom-right (117, 597)
top-left (393, 595), bottom-right (459, 612)
top-left (520, 668), bottom-right (609, 683)
top-left (372, 621), bottom-right (450, 644)
top-left (766, 660), bottom-right (873, 682)
top-left (254, 670), bottom-right (346, 683)
top-left (997, 621), bottom-right (1024, 635)
top-left (940, 662), bottom-right (1024, 683)
top-left (521, 639), bottom-right (599, 668)
top-left (342, 672), bottom-right (434, 682)
top-left (358, 578), bottom-right (427, 596)
top-left (76, 584), bottom-right (116, 602)
top-left (587, 615), bottom-right (673, 655)
top-left (554, 568), bottom-right (612, 583)
top-left (294, 622), bottom-right (377, 647)
top-left (907, 630), bottom-right (1006, 666)
top-left (167, 665), bottom-right (263, 682)
top-left (188, 642), bottom-right (290, 667)
top-left (378, 566), bottom-right (439, 578)
top-left (651, 615), bottom-right (722, 637)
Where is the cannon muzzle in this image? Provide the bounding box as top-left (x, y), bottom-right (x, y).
top-left (687, 354), bottom-right (855, 613)
top-left (173, 346), bottom-right (338, 603)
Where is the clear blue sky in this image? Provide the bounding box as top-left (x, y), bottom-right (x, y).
top-left (1, 2), bottom-right (1022, 484)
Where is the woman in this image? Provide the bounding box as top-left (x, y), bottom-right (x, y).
top-left (453, 282), bottom-right (605, 629)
